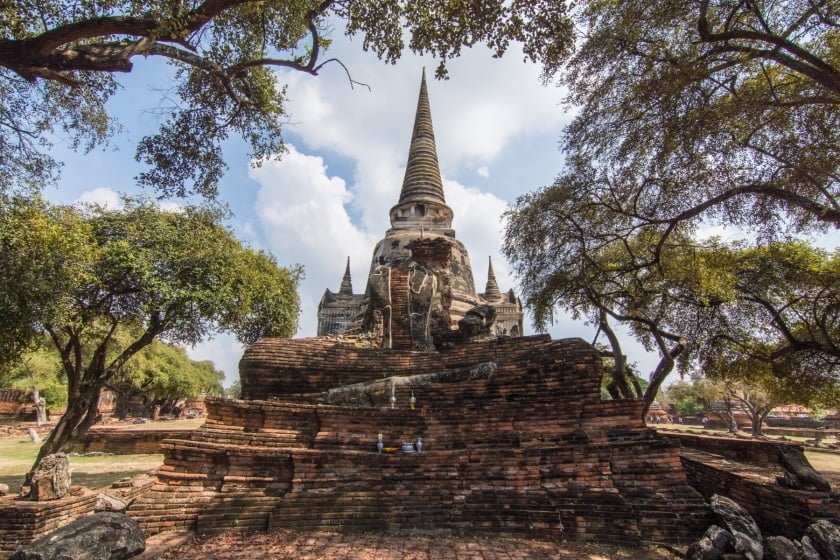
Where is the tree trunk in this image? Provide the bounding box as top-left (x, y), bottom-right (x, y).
top-left (642, 339), bottom-right (685, 418)
top-left (751, 409), bottom-right (771, 437)
top-left (26, 384), bottom-right (101, 484)
top-left (599, 312), bottom-right (640, 399)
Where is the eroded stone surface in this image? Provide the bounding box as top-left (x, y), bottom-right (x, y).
top-left (686, 525), bottom-right (735, 560)
top-left (10, 512), bottom-right (144, 560)
top-left (29, 453), bottom-right (70, 501)
top-left (764, 536), bottom-right (802, 560)
top-left (710, 495), bottom-right (763, 560)
top-left (806, 519), bottom-right (840, 560)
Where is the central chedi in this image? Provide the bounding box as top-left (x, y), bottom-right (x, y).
top-left (317, 71), bottom-right (523, 347)
top-left (128, 72), bottom-right (711, 545)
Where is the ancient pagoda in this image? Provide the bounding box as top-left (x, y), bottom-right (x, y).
top-left (128, 73), bottom-right (711, 545)
top-left (317, 71), bottom-right (523, 346)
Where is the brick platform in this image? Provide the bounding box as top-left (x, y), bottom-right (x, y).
top-left (129, 335), bottom-right (711, 544)
top-left (70, 428), bottom-right (194, 455)
top-left (0, 490), bottom-right (97, 558)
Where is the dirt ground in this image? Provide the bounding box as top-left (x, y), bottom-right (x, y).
top-left (153, 530), bottom-right (683, 560)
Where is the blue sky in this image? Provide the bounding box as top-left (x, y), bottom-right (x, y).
top-left (43, 29), bottom-right (718, 387)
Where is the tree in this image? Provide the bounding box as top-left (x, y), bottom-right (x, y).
top-left (703, 242), bottom-right (840, 380)
top-left (503, 189), bottom-right (734, 416)
top-left (0, 342), bottom-right (67, 423)
top-left (505, 183), bottom-right (840, 419)
top-left (554, 0), bottom-right (839, 256)
top-left (663, 382), bottom-right (704, 418)
top-left (223, 379), bottom-right (242, 399)
top-left (0, 0), bottom-right (573, 198)
top-left (109, 337), bottom-right (224, 418)
top-left (0, 197), bottom-right (300, 479)
top-left (667, 377), bottom-right (741, 432)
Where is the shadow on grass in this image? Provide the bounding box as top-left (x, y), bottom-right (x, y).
top-left (0, 469), bottom-right (153, 496)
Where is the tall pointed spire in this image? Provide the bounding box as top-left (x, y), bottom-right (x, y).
top-left (484, 256), bottom-right (502, 302)
top-left (398, 68), bottom-right (446, 206)
top-left (338, 256), bottom-right (353, 296)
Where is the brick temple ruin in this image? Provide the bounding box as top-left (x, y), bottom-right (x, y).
top-left (126, 73), bottom-right (712, 544)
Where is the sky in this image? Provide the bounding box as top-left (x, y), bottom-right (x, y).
top-left (43, 28), bottom-right (674, 387)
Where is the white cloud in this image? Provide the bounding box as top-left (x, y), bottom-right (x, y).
top-left (444, 179), bottom-right (512, 289)
top-left (279, 34), bottom-right (566, 220)
top-left (249, 35), bottom-right (571, 340)
top-left (250, 145), bottom-right (376, 337)
top-left (158, 201), bottom-right (184, 213)
top-left (75, 188), bottom-right (122, 210)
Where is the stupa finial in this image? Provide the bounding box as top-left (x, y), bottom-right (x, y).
top-left (484, 256), bottom-right (502, 302)
top-left (397, 69), bottom-right (446, 206)
top-left (339, 256), bottom-right (353, 296)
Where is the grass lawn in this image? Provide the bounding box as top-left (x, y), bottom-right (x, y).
top-left (0, 435), bottom-right (163, 495)
top-left (805, 451), bottom-right (840, 476)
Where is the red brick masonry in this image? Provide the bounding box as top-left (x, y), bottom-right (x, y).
top-left (128, 335), bottom-right (711, 543)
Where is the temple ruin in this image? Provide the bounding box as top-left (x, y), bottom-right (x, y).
top-left (126, 73), bottom-right (712, 544)
top-left (317, 71), bottom-right (524, 345)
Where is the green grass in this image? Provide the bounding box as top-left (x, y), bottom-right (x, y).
top-left (805, 451), bottom-right (840, 475)
top-left (0, 436), bottom-right (162, 495)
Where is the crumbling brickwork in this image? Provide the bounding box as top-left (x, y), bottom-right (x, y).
top-left (0, 491), bottom-right (98, 558)
top-left (129, 335), bottom-right (710, 543)
top-left (681, 449), bottom-right (840, 538)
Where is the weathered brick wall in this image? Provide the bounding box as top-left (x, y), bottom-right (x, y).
top-left (664, 432), bottom-right (800, 467)
top-left (240, 335), bottom-right (553, 400)
top-left (69, 428), bottom-right (195, 455)
top-left (129, 335), bottom-right (711, 544)
top-left (760, 426), bottom-right (840, 439)
top-left (0, 491), bottom-right (97, 559)
top-left (0, 389), bottom-right (30, 421)
top-left (767, 417), bottom-right (840, 429)
top-left (681, 451), bottom-right (840, 538)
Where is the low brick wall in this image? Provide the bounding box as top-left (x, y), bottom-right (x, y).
top-left (0, 389), bottom-right (30, 422)
top-left (760, 427), bottom-right (840, 439)
top-left (70, 428), bottom-right (195, 455)
top-left (662, 431), bottom-right (802, 467)
top-left (681, 450), bottom-right (840, 538)
top-left (0, 490), bottom-right (98, 559)
top-left (767, 417), bottom-right (840, 429)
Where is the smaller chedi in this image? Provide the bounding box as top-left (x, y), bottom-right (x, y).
top-left (317, 71), bottom-right (523, 349)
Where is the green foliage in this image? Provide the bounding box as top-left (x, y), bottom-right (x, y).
top-left (0, 196), bottom-right (95, 365)
top-left (114, 339), bottom-right (224, 402)
top-left (0, 343), bottom-right (66, 409)
top-left (674, 397), bottom-right (704, 418)
top-left (505, 186), bottom-right (840, 413)
top-left (0, 197), bottom-right (300, 467)
top-left (223, 379), bottom-right (242, 399)
top-left (557, 0), bottom-right (839, 242)
top-left (0, 1), bottom-right (573, 198)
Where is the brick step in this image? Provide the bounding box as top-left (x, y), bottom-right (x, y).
top-left (190, 433), bottom-right (307, 447)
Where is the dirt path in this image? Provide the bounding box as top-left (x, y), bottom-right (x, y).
top-left (153, 530), bottom-right (682, 560)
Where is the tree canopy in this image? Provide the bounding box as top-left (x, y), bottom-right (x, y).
top-left (557, 0), bottom-right (839, 246)
top-left (0, 0), bottom-right (572, 198)
top-left (0, 197), bottom-right (300, 474)
top-left (505, 0), bottom-right (839, 416)
top-left (505, 180), bottom-right (840, 415)
top-left (110, 337), bottom-right (224, 416)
